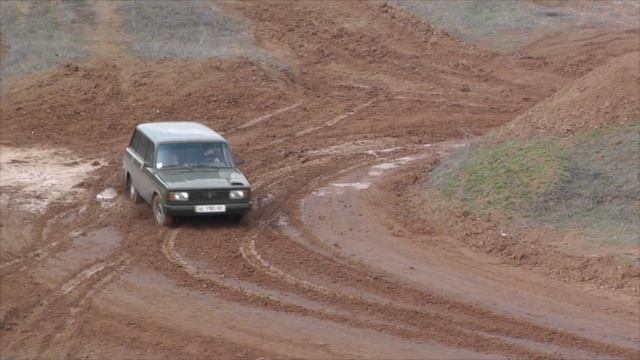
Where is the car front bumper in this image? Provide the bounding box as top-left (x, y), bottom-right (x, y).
top-left (163, 202), bottom-right (252, 216)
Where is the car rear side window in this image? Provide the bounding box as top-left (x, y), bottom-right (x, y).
top-left (143, 138), bottom-right (155, 164)
top-left (130, 130), bottom-right (153, 164)
top-left (136, 135), bottom-right (150, 161)
top-left (129, 130), bottom-right (141, 153)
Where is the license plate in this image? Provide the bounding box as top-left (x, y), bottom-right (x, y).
top-left (194, 205), bottom-right (226, 213)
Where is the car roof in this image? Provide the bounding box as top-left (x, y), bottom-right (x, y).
top-left (137, 122), bottom-right (226, 144)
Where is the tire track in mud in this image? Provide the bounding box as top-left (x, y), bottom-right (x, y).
top-left (1, 207), bottom-right (107, 274)
top-left (160, 222), bottom-right (547, 359)
top-left (157, 152), bottom-right (569, 359)
top-left (161, 217), bottom-right (366, 313)
top-left (36, 260), bottom-right (130, 359)
top-left (159, 156), bottom-right (469, 345)
top-left (60, 258), bottom-right (120, 295)
top-left (239, 236), bottom-right (337, 297)
top-left (1, 196), bottom-right (128, 355)
top-left (295, 97), bottom-right (379, 137)
top-left (238, 168), bottom-right (388, 301)
top-left (0, 206), bottom-right (112, 331)
top-left (231, 150), bottom-right (638, 359)
top-left (237, 100), bottom-right (304, 130)
top-left (1, 254), bottom-right (130, 358)
top-left (0, 208), bottom-right (74, 271)
top-left (4, 128), bottom-right (625, 357)
top-left (237, 229), bottom-right (550, 358)
top-left (161, 228), bottom-right (272, 301)
top-left (5, 138), bottom-right (630, 358)
top-left (241, 96), bottom-right (384, 155)
top-left (209, 149), bottom-right (551, 356)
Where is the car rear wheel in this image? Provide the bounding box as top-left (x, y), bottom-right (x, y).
top-left (152, 195), bottom-right (173, 227)
top-left (127, 176), bottom-right (142, 204)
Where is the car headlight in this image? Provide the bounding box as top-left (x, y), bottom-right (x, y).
top-left (229, 190), bottom-right (248, 199)
top-left (168, 192), bottom-right (189, 201)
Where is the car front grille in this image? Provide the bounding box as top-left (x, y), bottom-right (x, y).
top-left (189, 190), bottom-right (230, 203)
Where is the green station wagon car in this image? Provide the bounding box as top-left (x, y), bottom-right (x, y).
top-left (122, 122), bottom-right (252, 226)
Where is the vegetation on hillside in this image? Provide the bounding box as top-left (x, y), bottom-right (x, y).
top-left (0, 1), bottom-right (94, 77)
top-left (393, 0), bottom-right (639, 52)
top-left (120, 1), bottom-right (286, 69)
top-left (430, 124), bottom-right (640, 258)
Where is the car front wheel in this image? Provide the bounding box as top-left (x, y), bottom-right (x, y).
top-left (152, 195), bottom-right (173, 227)
top-left (229, 213), bottom-right (245, 224)
top-left (127, 176), bottom-right (142, 204)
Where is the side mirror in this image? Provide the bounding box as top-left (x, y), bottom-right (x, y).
top-left (233, 152), bottom-right (245, 166)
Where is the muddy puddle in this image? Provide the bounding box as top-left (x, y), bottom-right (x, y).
top-left (0, 147), bottom-right (102, 214)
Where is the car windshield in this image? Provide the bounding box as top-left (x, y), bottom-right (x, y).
top-left (156, 142), bottom-right (235, 170)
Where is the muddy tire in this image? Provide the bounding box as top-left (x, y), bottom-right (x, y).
top-left (152, 195), bottom-right (173, 227)
top-left (127, 176), bottom-right (142, 204)
top-left (229, 213), bottom-right (245, 224)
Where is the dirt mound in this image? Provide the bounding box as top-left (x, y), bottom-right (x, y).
top-left (1, 0), bottom-right (563, 159)
top-left (500, 51), bottom-right (640, 138)
top-left (421, 50), bottom-right (640, 293)
top-left (0, 58), bottom-right (299, 154)
top-left (520, 28), bottom-right (640, 78)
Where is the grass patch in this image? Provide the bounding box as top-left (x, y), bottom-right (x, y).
top-left (0, 1), bottom-right (95, 78)
top-left (433, 139), bottom-right (569, 212)
top-left (120, 0), bottom-right (287, 70)
top-left (391, 0), bottom-right (628, 52)
top-left (430, 124), bottom-right (640, 249)
top-left (535, 125), bottom-right (640, 247)
top-left (392, 0), bottom-right (565, 51)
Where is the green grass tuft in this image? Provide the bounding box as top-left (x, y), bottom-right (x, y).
top-left (434, 140), bottom-right (568, 212)
top-left (430, 124), bottom-right (640, 250)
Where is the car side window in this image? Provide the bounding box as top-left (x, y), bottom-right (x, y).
top-left (136, 135), bottom-right (150, 163)
top-left (143, 138), bottom-right (155, 165)
top-left (129, 130), bottom-right (140, 152)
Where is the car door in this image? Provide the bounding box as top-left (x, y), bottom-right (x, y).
top-left (138, 137), bottom-right (158, 202)
top-left (124, 130), bottom-right (143, 183)
top-left (127, 131), bottom-right (148, 198)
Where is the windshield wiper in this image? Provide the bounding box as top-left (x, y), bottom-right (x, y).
top-left (192, 164), bottom-right (232, 169)
top-left (161, 165), bottom-right (193, 171)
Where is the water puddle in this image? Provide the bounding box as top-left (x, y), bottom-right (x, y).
top-left (0, 147), bottom-right (102, 213)
top-left (331, 182), bottom-right (371, 190)
top-left (96, 187), bottom-right (118, 208)
top-left (367, 155), bottom-right (424, 177)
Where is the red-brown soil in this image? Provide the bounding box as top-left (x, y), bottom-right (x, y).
top-left (1, 1), bottom-right (638, 359)
top-left (500, 51), bottom-right (640, 138)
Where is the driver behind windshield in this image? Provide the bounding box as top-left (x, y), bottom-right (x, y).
top-left (156, 142), bottom-right (233, 169)
top-left (202, 147), bottom-right (224, 167)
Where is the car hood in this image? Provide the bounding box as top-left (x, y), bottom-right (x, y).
top-left (157, 168), bottom-right (250, 190)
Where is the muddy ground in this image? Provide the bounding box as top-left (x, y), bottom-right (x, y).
top-left (1, 1), bottom-right (639, 359)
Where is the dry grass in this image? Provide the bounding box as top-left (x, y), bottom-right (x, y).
top-left (393, 0), bottom-right (639, 52)
top-left (119, 0), bottom-right (287, 69)
top-left (0, 0), bottom-right (289, 82)
top-left (0, 1), bottom-right (94, 78)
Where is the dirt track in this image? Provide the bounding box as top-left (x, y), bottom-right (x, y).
top-left (1, 1), bottom-right (639, 359)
